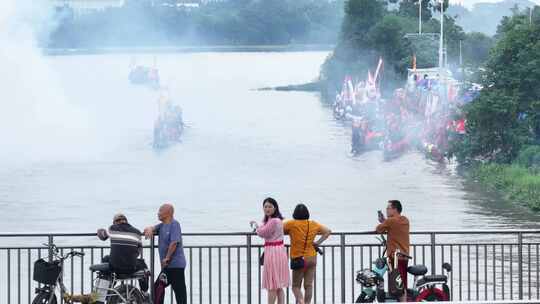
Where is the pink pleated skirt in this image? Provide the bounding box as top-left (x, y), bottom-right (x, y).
top-left (262, 244), bottom-right (290, 290)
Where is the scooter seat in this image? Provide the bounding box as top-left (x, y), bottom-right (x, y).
top-left (417, 275), bottom-right (447, 287)
top-left (89, 263), bottom-right (111, 273)
top-left (407, 265), bottom-right (428, 276)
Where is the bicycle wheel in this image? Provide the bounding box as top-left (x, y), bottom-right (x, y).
top-left (107, 284), bottom-right (144, 304)
top-left (32, 292), bottom-right (57, 304)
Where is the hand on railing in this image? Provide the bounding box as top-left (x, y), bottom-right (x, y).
top-left (313, 243), bottom-right (324, 255)
top-left (143, 226), bottom-right (155, 239)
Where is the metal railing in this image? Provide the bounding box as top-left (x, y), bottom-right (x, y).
top-left (1, 230), bottom-right (540, 303)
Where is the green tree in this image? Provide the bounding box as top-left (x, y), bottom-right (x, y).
top-left (462, 32), bottom-right (494, 67)
top-left (340, 0), bottom-right (385, 48)
top-left (367, 15), bottom-right (415, 82)
top-left (320, 0), bottom-right (386, 95)
top-left (398, 0), bottom-right (433, 21)
top-left (47, 0), bottom-right (344, 47)
top-left (454, 7), bottom-right (540, 163)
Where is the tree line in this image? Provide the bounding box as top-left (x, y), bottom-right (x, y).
top-left (46, 0), bottom-right (344, 48)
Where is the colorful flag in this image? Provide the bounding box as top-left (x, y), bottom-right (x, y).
top-left (374, 57), bottom-right (383, 83)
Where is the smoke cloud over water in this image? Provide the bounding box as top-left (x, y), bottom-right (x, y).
top-left (0, 0), bottom-right (95, 162)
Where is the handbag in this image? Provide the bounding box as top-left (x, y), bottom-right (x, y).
top-left (388, 268), bottom-right (404, 297)
top-left (290, 221), bottom-right (310, 270)
top-left (388, 250), bottom-right (404, 297)
top-left (153, 271), bottom-right (170, 304)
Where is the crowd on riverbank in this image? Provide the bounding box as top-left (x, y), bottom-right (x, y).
top-left (332, 69), bottom-right (472, 162)
top-left (330, 71), bottom-right (540, 209)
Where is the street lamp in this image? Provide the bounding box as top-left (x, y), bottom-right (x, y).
top-left (419, 0), bottom-right (422, 34)
top-left (438, 0), bottom-right (446, 107)
top-left (438, 0), bottom-right (444, 73)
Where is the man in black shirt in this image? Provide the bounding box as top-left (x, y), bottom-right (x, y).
top-left (97, 213), bottom-right (142, 274)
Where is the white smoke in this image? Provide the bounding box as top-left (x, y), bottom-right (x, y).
top-left (0, 0), bottom-right (92, 162)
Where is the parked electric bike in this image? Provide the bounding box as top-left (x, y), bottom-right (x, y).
top-left (32, 243), bottom-right (150, 304)
top-left (355, 235), bottom-right (452, 302)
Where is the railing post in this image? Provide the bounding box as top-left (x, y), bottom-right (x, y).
top-left (430, 233), bottom-right (436, 275)
top-left (150, 235), bottom-right (155, 302)
top-left (246, 234), bottom-right (252, 304)
top-left (47, 235), bottom-right (54, 262)
top-left (518, 232), bottom-right (523, 300)
top-left (340, 234), bottom-right (346, 304)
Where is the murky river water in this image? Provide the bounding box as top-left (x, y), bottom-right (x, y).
top-left (0, 51), bottom-right (538, 235)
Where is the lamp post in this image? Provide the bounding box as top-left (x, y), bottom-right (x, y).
top-left (438, 0), bottom-right (444, 73)
top-left (438, 0), bottom-right (447, 108)
top-left (419, 0), bottom-right (422, 34)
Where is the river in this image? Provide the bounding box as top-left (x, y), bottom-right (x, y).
top-left (0, 51), bottom-right (538, 236)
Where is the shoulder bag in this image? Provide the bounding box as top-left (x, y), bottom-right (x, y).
top-left (290, 221), bottom-right (310, 270)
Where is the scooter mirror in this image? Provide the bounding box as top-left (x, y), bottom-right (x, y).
top-left (442, 262), bottom-right (452, 272)
top-left (374, 257), bottom-right (386, 269)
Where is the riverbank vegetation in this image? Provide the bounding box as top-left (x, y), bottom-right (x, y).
top-left (451, 8), bottom-right (540, 210)
top-left (470, 146), bottom-right (540, 210)
top-left (450, 8), bottom-right (540, 164)
top-left (47, 0), bottom-right (344, 48)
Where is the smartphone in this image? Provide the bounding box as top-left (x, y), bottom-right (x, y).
top-left (377, 210), bottom-right (385, 222)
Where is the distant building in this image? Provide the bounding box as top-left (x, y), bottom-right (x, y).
top-left (51, 0), bottom-right (125, 11)
top-left (149, 0), bottom-right (202, 9)
top-left (176, 1), bottom-right (201, 9)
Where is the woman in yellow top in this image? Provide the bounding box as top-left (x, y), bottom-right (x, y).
top-left (283, 204), bottom-right (332, 304)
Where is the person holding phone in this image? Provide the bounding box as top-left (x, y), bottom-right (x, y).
top-left (250, 198), bottom-right (290, 304)
top-left (376, 200), bottom-right (410, 302)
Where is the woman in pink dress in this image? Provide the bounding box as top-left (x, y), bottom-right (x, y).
top-left (250, 197), bottom-right (290, 304)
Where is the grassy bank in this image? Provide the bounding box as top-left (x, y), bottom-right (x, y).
top-left (470, 163), bottom-right (540, 210)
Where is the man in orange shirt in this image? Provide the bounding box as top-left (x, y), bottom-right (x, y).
top-left (376, 200), bottom-right (410, 302)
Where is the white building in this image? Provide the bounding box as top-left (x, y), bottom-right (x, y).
top-left (51, 0), bottom-right (125, 11)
